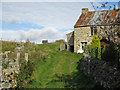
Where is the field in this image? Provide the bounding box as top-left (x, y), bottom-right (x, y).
top-left (24, 42), bottom-right (96, 88)
top-left (2, 41), bottom-right (97, 88)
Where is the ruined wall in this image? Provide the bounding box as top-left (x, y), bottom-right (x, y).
top-left (97, 25), bottom-right (120, 42)
top-left (80, 53), bottom-right (120, 88)
top-left (66, 31), bottom-right (74, 51)
top-left (74, 27), bottom-right (93, 53)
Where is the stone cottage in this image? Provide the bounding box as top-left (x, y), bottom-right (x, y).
top-left (67, 8), bottom-right (120, 53)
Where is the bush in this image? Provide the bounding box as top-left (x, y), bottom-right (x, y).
top-left (16, 59), bottom-right (34, 88)
top-left (2, 41), bottom-right (16, 53)
top-left (91, 35), bottom-right (101, 59)
top-left (2, 61), bottom-right (9, 69)
top-left (102, 43), bottom-right (118, 65)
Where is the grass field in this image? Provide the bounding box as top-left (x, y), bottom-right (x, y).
top-left (2, 41), bottom-right (96, 88)
top-left (23, 43), bottom-right (96, 88)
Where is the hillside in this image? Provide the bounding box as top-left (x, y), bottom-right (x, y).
top-left (2, 41), bottom-right (97, 88)
top-left (23, 42), bottom-right (97, 88)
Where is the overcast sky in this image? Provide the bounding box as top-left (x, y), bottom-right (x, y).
top-left (1, 0), bottom-right (119, 43)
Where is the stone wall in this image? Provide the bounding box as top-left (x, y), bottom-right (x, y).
top-left (60, 43), bottom-right (66, 51)
top-left (0, 43), bottom-right (29, 89)
top-left (97, 25), bottom-right (120, 42)
top-left (66, 31), bottom-right (74, 52)
top-left (42, 40), bottom-right (48, 44)
top-left (73, 25), bottom-right (120, 53)
top-left (0, 51), bottom-right (19, 89)
top-left (74, 27), bottom-right (93, 52)
top-left (80, 53), bottom-right (120, 88)
top-left (0, 54), bottom-right (2, 89)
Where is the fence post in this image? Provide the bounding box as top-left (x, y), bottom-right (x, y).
top-left (16, 53), bottom-right (20, 67)
top-left (25, 53), bottom-right (28, 65)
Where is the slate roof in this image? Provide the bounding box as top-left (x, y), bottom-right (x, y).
top-left (74, 9), bottom-right (120, 27)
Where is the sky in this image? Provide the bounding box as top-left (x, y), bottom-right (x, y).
top-left (0, 0), bottom-right (119, 43)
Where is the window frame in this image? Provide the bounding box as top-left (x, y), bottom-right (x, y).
top-left (91, 26), bottom-right (97, 36)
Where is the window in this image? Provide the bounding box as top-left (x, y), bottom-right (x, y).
top-left (91, 26), bottom-right (97, 36)
top-left (81, 42), bottom-right (87, 50)
top-left (91, 27), bottom-right (93, 36)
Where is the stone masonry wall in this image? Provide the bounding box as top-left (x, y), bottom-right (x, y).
top-left (80, 53), bottom-right (120, 88)
top-left (74, 27), bottom-right (93, 53)
top-left (74, 25), bottom-right (120, 53)
top-left (97, 25), bottom-right (120, 42)
top-left (66, 31), bottom-right (74, 51)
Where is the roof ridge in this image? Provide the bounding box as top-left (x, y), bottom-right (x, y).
top-left (74, 9), bottom-right (119, 27)
top-left (88, 9), bottom-right (119, 13)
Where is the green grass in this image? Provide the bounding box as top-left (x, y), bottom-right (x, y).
top-left (2, 41), bottom-right (16, 53)
top-left (24, 43), bottom-right (96, 88)
top-left (2, 41), bottom-right (96, 88)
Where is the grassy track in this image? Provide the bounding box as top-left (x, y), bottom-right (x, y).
top-left (2, 41), bottom-right (96, 88)
top-left (25, 43), bottom-right (96, 88)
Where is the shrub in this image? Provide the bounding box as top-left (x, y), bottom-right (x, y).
top-left (2, 61), bottom-right (9, 69)
top-left (16, 59), bottom-right (34, 88)
top-left (2, 41), bottom-right (16, 53)
top-left (91, 35), bottom-right (101, 59)
top-left (102, 43), bottom-right (118, 65)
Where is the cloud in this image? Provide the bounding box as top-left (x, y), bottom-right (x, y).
top-left (6, 16), bottom-right (21, 24)
top-left (1, 27), bottom-right (69, 43)
top-left (2, 2), bottom-right (95, 29)
top-left (1, 0), bottom-right (119, 2)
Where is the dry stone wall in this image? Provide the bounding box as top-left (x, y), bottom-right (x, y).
top-left (60, 43), bottom-right (66, 51)
top-left (0, 43), bottom-right (29, 89)
top-left (80, 53), bottom-right (120, 88)
top-left (0, 51), bottom-right (19, 89)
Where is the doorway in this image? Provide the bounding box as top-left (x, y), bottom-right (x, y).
top-left (70, 45), bottom-right (74, 52)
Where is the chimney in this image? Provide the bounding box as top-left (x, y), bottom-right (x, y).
top-left (82, 8), bottom-right (89, 14)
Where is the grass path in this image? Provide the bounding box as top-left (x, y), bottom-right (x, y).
top-left (25, 43), bottom-right (96, 88)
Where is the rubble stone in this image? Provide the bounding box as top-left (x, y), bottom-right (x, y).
top-left (80, 53), bottom-right (120, 88)
top-left (60, 43), bottom-right (66, 51)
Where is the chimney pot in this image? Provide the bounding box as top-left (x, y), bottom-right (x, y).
top-left (82, 8), bottom-right (89, 14)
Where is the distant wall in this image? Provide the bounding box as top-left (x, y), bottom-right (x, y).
top-left (42, 40), bottom-right (48, 44)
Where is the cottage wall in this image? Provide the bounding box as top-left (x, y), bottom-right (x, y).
top-left (73, 25), bottom-right (120, 53)
top-left (74, 27), bottom-right (93, 52)
top-left (97, 25), bottom-right (120, 42)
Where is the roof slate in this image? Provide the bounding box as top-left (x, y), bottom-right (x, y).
top-left (74, 9), bottom-right (120, 27)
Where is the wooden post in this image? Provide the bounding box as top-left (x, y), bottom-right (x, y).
top-left (25, 53), bottom-right (28, 64)
top-left (16, 53), bottom-right (20, 67)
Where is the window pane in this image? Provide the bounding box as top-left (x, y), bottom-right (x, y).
top-left (91, 28), bottom-right (93, 36)
top-left (94, 27), bottom-right (97, 35)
